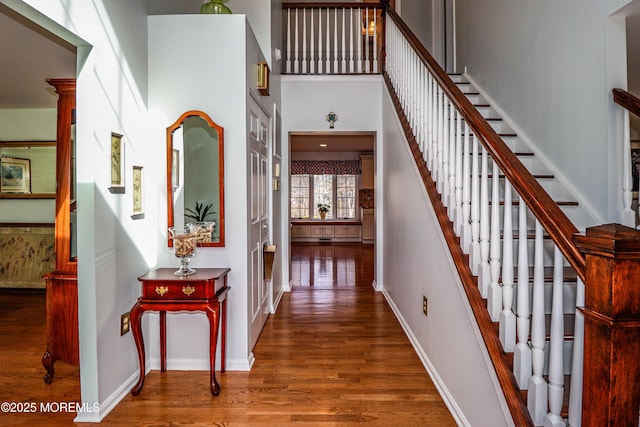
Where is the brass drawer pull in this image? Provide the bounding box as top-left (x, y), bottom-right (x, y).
top-left (155, 286), bottom-right (169, 296)
top-left (182, 285), bottom-right (196, 296)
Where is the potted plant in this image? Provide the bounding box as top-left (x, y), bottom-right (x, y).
top-left (317, 203), bottom-right (330, 220)
top-left (185, 201), bottom-right (216, 242)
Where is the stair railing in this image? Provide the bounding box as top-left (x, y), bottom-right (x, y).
top-left (281, 3), bottom-right (640, 426)
top-left (282, 2), bottom-right (384, 74)
top-left (385, 7), bottom-right (586, 426)
top-left (613, 88), bottom-right (640, 228)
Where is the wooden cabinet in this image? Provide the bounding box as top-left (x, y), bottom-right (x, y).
top-left (359, 154), bottom-right (375, 244)
top-left (360, 154), bottom-right (374, 189)
top-left (291, 223), bottom-right (361, 242)
top-left (42, 78), bottom-right (78, 384)
top-left (362, 209), bottom-right (375, 244)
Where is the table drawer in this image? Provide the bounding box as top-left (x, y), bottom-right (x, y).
top-left (142, 281), bottom-right (205, 300)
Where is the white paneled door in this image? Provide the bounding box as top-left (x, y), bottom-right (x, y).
top-left (249, 97), bottom-right (271, 350)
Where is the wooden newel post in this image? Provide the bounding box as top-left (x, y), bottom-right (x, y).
top-left (573, 224), bottom-right (640, 427)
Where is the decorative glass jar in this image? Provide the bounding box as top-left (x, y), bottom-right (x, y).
top-left (200, 0), bottom-right (232, 14)
top-left (168, 225), bottom-right (200, 276)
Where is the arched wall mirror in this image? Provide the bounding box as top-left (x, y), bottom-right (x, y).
top-left (167, 110), bottom-right (225, 247)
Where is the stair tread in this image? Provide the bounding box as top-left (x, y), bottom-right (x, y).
top-left (488, 173), bottom-right (554, 179)
top-left (497, 265), bottom-right (579, 283)
top-left (490, 200), bottom-right (579, 206)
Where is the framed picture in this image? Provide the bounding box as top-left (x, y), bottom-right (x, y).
top-left (1, 156), bottom-right (31, 194)
top-left (132, 165), bottom-right (144, 216)
top-left (110, 133), bottom-right (124, 188)
top-left (632, 140), bottom-right (640, 198)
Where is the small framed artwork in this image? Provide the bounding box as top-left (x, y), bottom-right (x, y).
top-left (172, 149), bottom-right (180, 188)
top-left (632, 140), bottom-right (640, 198)
top-left (1, 156), bottom-right (31, 194)
top-left (110, 133), bottom-right (124, 189)
top-left (132, 165), bottom-right (144, 217)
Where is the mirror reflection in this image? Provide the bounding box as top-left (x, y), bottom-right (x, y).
top-left (0, 142), bottom-right (56, 197)
top-left (167, 110), bottom-right (224, 247)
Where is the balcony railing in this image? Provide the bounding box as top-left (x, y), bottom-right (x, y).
top-left (283, 2), bottom-right (384, 74)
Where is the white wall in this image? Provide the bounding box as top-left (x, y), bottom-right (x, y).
top-left (0, 108), bottom-right (56, 222)
top-left (398, 0), bottom-right (436, 60)
top-left (380, 85), bottom-right (512, 427)
top-left (455, 0), bottom-right (636, 222)
top-left (149, 14), bottom-right (266, 372)
top-left (281, 75), bottom-right (384, 289)
top-left (3, 0), bottom-right (158, 420)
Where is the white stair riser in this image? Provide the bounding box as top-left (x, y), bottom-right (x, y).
top-left (511, 283), bottom-right (578, 315)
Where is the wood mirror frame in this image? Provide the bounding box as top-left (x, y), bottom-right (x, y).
top-left (167, 110), bottom-right (225, 247)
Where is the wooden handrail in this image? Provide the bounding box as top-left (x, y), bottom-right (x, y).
top-left (385, 8), bottom-right (585, 281)
top-left (283, 2), bottom-right (383, 9)
top-left (613, 88), bottom-right (640, 118)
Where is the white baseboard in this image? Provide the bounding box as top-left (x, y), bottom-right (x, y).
top-left (381, 288), bottom-right (471, 427)
top-left (150, 355), bottom-right (254, 372)
top-left (73, 371), bottom-right (139, 423)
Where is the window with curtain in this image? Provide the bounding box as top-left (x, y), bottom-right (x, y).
top-left (291, 174), bottom-right (357, 219)
top-left (291, 160), bottom-right (360, 220)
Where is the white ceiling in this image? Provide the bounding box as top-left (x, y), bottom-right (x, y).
top-left (290, 133), bottom-right (374, 152)
top-left (0, 4), bottom-right (76, 109)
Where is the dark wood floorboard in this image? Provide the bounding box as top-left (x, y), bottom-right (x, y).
top-left (0, 243), bottom-right (456, 426)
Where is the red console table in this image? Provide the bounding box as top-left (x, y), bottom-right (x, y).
top-left (130, 268), bottom-right (230, 396)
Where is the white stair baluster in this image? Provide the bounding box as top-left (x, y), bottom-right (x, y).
top-left (349, 8), bottom-right (354, 73)
top-left (514, 196), bottom-right (532, 389)
top-left (333, 7), bottom-right (338, 73)
top-left (294, 8), bottom-right (299, 74)
top-left (357, 8), bottom-right (362, 73)
top-left (528, 220), bottom-right (548, 425)
top-left (621, 110), bottom-right (635, 226)
top-left (372, 9), bottom-right (378, 72)
top-left (544, 246), bottom-right (565, 427)
top-left (460, 122), bottom-right (472, 249)
top-left (434, 87), bottom-right (443, 190)
top-left (441, 99), bottom-right (450, 201)
top-left (567, 278), bottom-right (585, 427)
top-left (499, 179), bottom-right (516, 352)
top-left (286, 9), bottom-right (291, 74)
top-left (487, 161), bottom-right (502, 321)
top-left (341, 8), bottom-right (346, 73)
top-left (309, 8), bottom-right (315, 74)
top-left (427, 73), bottom-right (435, 170)
top-left (318, 8), bottom-right (323, 74)
top-left (468, 134), bottom-right (480, 275)
top-left (436, 89), bottom-right (445, 193)
top-left (302, 9), bottom-right (307, 74)
top-left (325, 8), bottom-right (330, 73)
top-left (453, 109), bottom-right (463, 230)
top-left (478, 145), bottom-right (491, 297)
top-left (419, 66), bottom-right (425, 155)
top-left (446, 105), bottom-right (457, 219)
top-left (364, 8), bottom-right (370, 72)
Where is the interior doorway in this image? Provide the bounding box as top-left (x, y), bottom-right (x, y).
top-left (288, 132), bottom-right (376, 288)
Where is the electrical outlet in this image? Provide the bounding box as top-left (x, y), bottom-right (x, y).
top-left (120, 312), bottom-right (131, 336)
top-left (422, 296), bottom-right (428, 317)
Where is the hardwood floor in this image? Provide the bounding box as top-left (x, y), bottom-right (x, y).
top-left (0, 292), bottom-right (80, 426)
top-left (0, 244), bottom-right (456, 426)
top-left (291, 243), bottom-right (375, 288)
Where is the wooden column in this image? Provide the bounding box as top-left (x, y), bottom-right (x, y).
top-left (573, 224), bottom-right (640, 427)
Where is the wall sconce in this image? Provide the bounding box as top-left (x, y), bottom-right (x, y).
top-left (257, 62), bottom-right (269, 96)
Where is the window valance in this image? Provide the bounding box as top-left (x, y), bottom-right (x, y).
top-left (291, 160), bottom-right (361, 175)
